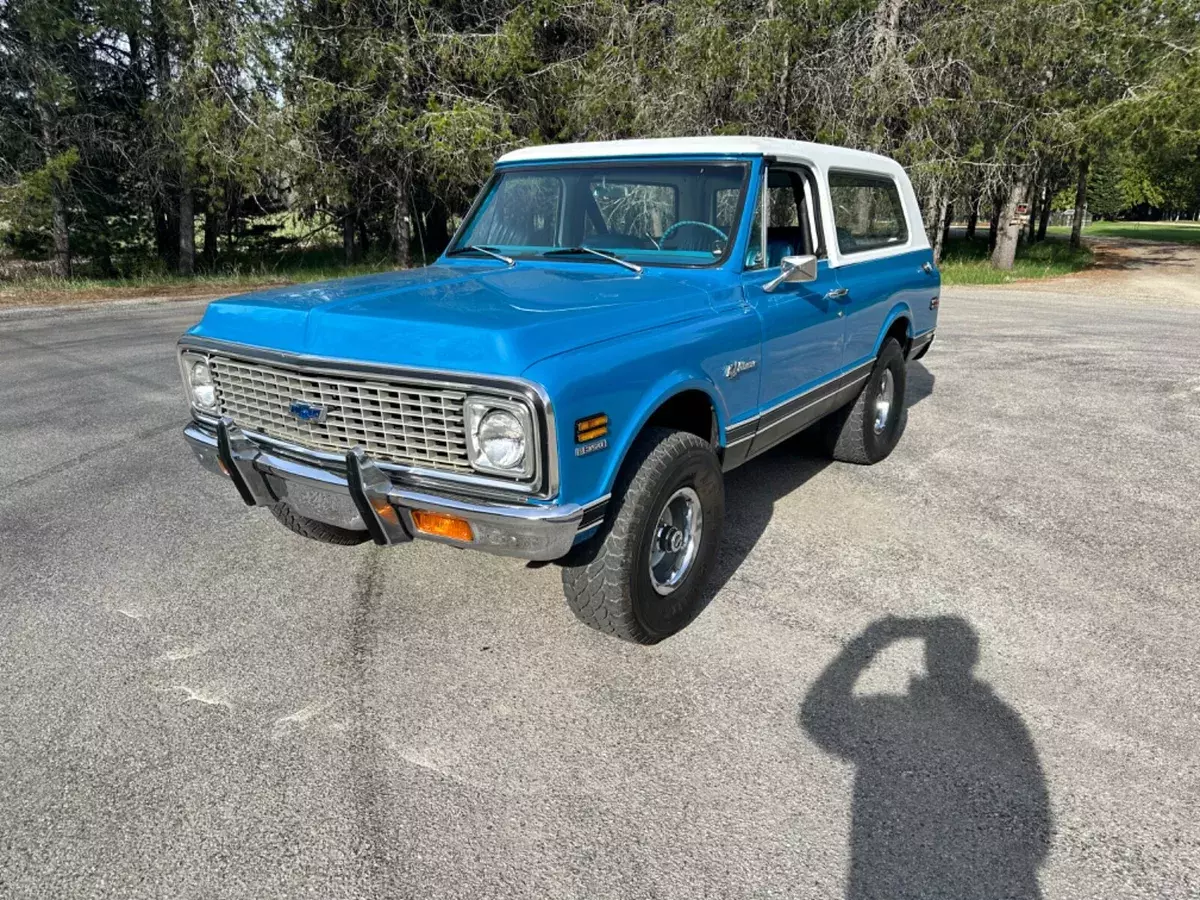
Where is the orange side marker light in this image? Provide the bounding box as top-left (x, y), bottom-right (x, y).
top-left (410, 510), bottom-right (474, 543)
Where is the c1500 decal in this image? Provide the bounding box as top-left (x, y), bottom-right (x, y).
top-left (575, 438), bottom-right (608, 457)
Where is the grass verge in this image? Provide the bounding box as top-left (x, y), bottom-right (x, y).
top-left (0, 255), bottom-right (400, 308)
top-left (938, 235), bottom-right (1093, 286)
top-left (1048, 220), bottom-right (1200, 245)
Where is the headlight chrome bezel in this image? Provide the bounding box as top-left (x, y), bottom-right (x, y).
top-left (464, 396), bottom-right (535, 480)
top-left (179, 350), bottom-right (220, 414)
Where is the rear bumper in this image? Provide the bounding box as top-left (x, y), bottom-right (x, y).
top-left (185, 419), bottom-right (592, 561)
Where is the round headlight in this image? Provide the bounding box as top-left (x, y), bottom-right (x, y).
top-left (477, 409), bottom-right (526, 469)
top-left (189, 360), bottom-right (217, 410)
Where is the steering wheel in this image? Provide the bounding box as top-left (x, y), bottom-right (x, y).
top-left (659, 220), bottom-right (729, 248)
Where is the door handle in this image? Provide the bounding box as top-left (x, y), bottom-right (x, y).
top-left (825, 288), bottom-right (850, 301)
top-left (921, 262), bottom-right (935, 274)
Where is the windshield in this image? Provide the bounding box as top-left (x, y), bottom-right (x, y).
top-left (450, 161), bottom-right (750, 268)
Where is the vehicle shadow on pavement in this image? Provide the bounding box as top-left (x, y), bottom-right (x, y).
top-left (709, 362), bottom-right (934, 598)
top-left (800, 615), bottom-right (1052, 900)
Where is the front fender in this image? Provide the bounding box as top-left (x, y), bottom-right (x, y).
top-left (602, 373), bottom-right (726, 482)
top-left (523, 308), bottom-right (758, 509)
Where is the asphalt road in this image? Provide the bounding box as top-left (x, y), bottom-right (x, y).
top-left (2, 275), bottom-right (1198, 898)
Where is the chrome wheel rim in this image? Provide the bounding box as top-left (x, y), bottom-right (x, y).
top-left (873, 369), bottom-right (894, 434)
top-left (649, 486), bottom-right (703, 596)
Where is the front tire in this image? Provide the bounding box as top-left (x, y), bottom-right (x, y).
top-left (824, 337), bottom-right (908, 465)
top-left (269, 501), bottom-right (370, 546)
top-left (561, 428), bottom-right (725, 644)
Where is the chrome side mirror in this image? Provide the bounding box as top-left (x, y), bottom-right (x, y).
top-left (764, 254), bottom-right (818, 292)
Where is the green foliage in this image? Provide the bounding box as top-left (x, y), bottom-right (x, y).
top-left (1059, 221), bottom-right (1200, 245)
top-left (1087, 158), bottom-right (1126, 220)
top-left (1, 0), bottom-right (1198, 281)
top-left (939, 235), bottom-right (1094, 285)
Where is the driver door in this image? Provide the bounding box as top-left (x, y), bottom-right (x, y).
top-left (740, 165), bottom-right (845, 452)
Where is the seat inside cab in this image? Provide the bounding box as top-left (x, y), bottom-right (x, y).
top-left (765, 167), bottom-right (816, 266)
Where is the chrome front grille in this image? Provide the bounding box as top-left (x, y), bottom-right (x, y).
top-left (208, 355), bottom-right (472, 472)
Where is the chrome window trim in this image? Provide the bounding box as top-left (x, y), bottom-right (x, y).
top-left (178, 335), bottom-right (560, 500)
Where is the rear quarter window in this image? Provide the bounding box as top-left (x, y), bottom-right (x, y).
top-left (828, 171), bottom-right (908, 255)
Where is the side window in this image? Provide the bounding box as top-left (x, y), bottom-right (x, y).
top-left (763, 168), bottom-right (814, 267)
top-left (745, 166), bottom-right (821, 270)
top-left (768, 185), bottom-right (800, 227)
top-left (828, 172), bottom-right (908, 254)
top-left (745, 178), bottom-right (765, 269)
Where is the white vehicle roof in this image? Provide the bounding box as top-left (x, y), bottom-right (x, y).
top-left (498, 136), bottom-right (898, 174)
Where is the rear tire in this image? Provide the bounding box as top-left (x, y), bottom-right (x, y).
top-left (824, 337), bottom-right (907, 465)
top-left (561, 428), bottom-right (724, 644)
top-left (269, 501), bottom-right (370, 546)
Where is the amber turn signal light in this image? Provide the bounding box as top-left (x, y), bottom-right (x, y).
top-left (370, 497), bottom-right (401, 526)
top-left (576, 413), bottom-right (609, 443)
top-left (410, 510), bottom-right (474, 543)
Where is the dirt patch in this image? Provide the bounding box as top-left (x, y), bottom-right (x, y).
top-left (983, 237), bottom-right (1200, 305)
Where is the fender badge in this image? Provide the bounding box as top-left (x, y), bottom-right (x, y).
top-left (724, 359), bottom-right (758, 380)
top-left (575, 438), bottom-right (608, 457)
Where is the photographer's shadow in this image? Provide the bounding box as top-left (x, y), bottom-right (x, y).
top-left (800, 616), bottom-right (1051, 900)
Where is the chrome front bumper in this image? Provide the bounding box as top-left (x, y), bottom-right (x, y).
top-left (185, 419), bottom-right (589, 561)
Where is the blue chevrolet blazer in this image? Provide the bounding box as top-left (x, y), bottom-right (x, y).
top-left (180, 136), bottom-right (939, 643)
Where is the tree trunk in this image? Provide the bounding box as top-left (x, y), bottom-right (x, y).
top-left (991, 177), bottom-right (1029, 271)
top-left (426, 198), bottom-right (450, 255)
top-left (1037, 193), bottom-right (1052, 242)
top-left (342, 212), bottom-right (355, 264)
top-left (203, 206), bottom-right (220, 269)
top-left (987, 195), bottom-right (1001, 253)
top-left (1070, 158), bottom-right (1089, 249)
top-left (392, 179), bottom-right (412, 267)
top-left (965, 187), bottom-right (980, 240)
top-left (49, 178), bottom-right (72, 279)
top-left (931, 189), bottom-right (950, 264)
top-left (1026, 181), bottom-right (1040, 243)
top-left (178, 163), bottom-right (195, 275)
top-left (37, 100), bottom-right (71, 279)
top-left (941, 201), bottom-right (953, 250)
top-left (871, 0), bottom-right (905, 64)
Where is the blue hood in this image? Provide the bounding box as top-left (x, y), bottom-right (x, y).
top-left (189, 262), bottom-right (714, 376)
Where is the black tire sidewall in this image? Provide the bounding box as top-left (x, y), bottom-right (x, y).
top-left (628, 444), bottom-right (724, 638)
top-left (861, 341), bottom-right (907, 460)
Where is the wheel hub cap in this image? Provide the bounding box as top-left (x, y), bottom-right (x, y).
top-left (873, 369), bottom-right (895, 434)
top-left (649, 487), bottom-right (703, 596)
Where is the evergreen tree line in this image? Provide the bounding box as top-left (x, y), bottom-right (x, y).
top-left (2, 0), bottom-right (1198, 278)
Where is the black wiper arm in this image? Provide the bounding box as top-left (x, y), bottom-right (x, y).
top-left (446, 244), bottom-right (515, 266)
top-left (543, 246), bottom-right (643, 274)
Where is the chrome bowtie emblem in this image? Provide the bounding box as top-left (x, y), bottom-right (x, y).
top-left (289, 401), bottom-right (329, 424)
top-left (724, 359), bottom-right (758, 380)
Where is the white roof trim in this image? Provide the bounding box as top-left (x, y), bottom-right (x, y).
top-left (497, 136), bottom-right (898, 171)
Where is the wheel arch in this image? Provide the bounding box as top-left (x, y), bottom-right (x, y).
top-left (875, 304), bottom-right (915, 357)
top-left (600, 378), bottom-right (726, 496)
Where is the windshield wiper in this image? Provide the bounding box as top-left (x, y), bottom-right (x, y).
top-left (446, 244), bottom-right (515, 266)
top-left (542, 246), bottom-right (643, 274)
